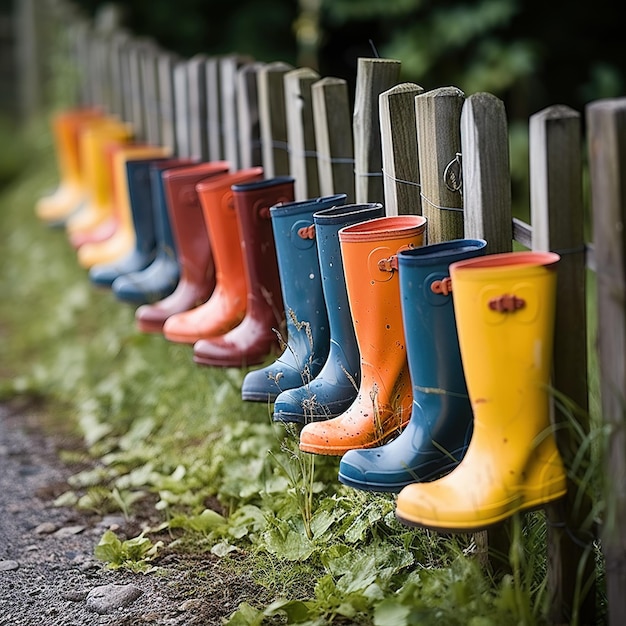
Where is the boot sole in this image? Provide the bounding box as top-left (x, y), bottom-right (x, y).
top-left (395, 485), bottom-right (568, 533)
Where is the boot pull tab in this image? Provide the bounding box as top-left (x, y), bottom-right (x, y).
top-left (431, 277), bottom-right (452, 296)
top-left (378, 255), bottom-right (398, 272)
top-left (297, 224), bottom-right (316, 239)
top-left (489, 294), bottom-right (526, 313)
top-left (258, 205), bottom-right (271, 219)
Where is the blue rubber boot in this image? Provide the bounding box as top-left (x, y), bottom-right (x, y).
top-left (241, 194), bottom-right (347, 403)
top-left (111, 160), bottom-right (189, 304)
top-left (272, 203), bottom-right (385, 423)
top-left (89, 157), bottom-right (172, 287)
top-left (338, 238), bottom-right (487, 492)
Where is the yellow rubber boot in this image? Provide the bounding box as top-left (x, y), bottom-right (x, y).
top-left (77, 144), bottom-right (171, 269)
top-left (65, 119), bottom-right (133, 244)
top-left (395, 251), bottom-right (567, 532)
top-left (299, 215), bottom-right (427, 455)
top-left (35, 108), bottom-right (103, 225)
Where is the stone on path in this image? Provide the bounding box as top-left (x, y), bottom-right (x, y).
top-left (0, 560), bottom-right (19, 571)
top-left (85, 583), bottom-right (143, 614)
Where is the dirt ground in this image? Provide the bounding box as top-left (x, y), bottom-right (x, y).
top-left (0, 398), bottom-right (274, 626)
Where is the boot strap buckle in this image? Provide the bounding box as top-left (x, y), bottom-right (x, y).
top-left (378, 255), bottom-right (398, 272)
top-left (489, 294), bottom-right (526, 312)
top-left (297, 224), bottom-right (316, 239)
top-left (431, 277), bottom-right (452, 296)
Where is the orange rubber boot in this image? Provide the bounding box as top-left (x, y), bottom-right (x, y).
top-left (76, 144), bottom-right (171, 269)
top-left (395, 251), bottom-right (567, 532)
top-left (36, 107), bottom-right (103, 225)
top-left (299, 215), bottom-right (427, 456)
top-left (65, 119), bottom-right (133, 244)
top-left (162, 167), bottom-right (264, 343)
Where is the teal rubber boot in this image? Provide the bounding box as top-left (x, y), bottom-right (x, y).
top-left (338, 238), bottom-right (487, 491)
top-left (272, 203), bottom-right (385, 423)
top-left (241, 194), bottom-right (346, 402)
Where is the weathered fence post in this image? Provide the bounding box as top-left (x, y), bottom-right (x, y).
top-left (415, 86), bottom-right (465, 243)
top-left (379, 82), bottom-right (424, 216)
top-left (284, 67), bottom-right (321, 200)
top-left (157, 51), bottom-right (179, 155)
top-left (529, 104), bottom-right (596, 625)
top-left (353, 57), bottom-right (401, 205)
top-left (206, 56), bottom-right (224, 162)
top-left (460, 91), bottom-right (513, 574)
top-left (257, 61), bottom-right (293, 177)
top-left (187, 54), bottom-right (209, 161)
top-left (140, 44), bottom-right (161, 147)
top-left (173, 59), bottom-right (191, 158)
top-left (461, 92), bottom-right (512, 254)
top-left (221, 55), bottom-right (251, 171)
top-left (587, 96), bottom-right (626, 626)
top-left (311, 76), bottom-right (355, 202)
top-left (237, 62), bottom-right (265, 170)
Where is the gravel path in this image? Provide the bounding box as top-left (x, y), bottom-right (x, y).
top-left (0, 400), bottom-right (270, 626)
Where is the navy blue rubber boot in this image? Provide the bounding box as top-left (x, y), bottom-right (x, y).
top-left (89, 157), bottom-right (170, 287)
top-left (337, 238), bottom-right (487, 492)
top-left (241, 194), bottom-right (347, 403)
top-left (272, 203), bottom-right (385, 424)
top-left (111, 161), bottom-right (185, 304)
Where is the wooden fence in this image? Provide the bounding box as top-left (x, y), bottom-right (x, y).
top-left (18, 1), bottom-right (626, 624)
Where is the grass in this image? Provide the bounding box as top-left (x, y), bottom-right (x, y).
top-left (0, 111), bottom-right (608, 625)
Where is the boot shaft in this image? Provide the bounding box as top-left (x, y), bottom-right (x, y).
top-left (196, 167), bottom-right (264, 283)
top-left (338, 215), bottom-right (427, 366)
top-left (450, 251), bottom-right (560, 432)
top-left (232, 176), bottom-right (295, 307)
top-left (398, 239), bottom-right (487, 399)
top-left (161, 162), bottom-right (230, 282)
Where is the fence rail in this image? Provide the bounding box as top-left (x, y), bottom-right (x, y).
top-left (14, 1), bottom-right (626, 624)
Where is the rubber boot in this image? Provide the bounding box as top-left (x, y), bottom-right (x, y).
top-left (88, 156), bottom-right (188, 288)
top-left (36, 107), bottom-right (103, 226)
top-left (111, 160), bottom-right (193, 305)
top-left (192, 176), bottom-right (295, 368)
top-left (240, 194), bottom-right (347, 403)
top-left (65, 119), bottom-right (133, 245)
top-left (298, 215), bottom-right (427, 456)
top-left (142, 161), bottom-right (232, 322)
top-left (395, 251), bottom-right (567, 532)
top-left (272, 203), bottom-right (386, 424)
top-left (338, 239), bottom-right (487, 492)
top-left (160, 167), bottom-right (264, 341)
top-left (77, 145), bottom-right (171, 269)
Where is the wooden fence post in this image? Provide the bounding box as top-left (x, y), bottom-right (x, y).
top-left (460, 91), bottom-right (513, 575)
top-left (415, 86), bottom-right (465, 243)
top-left (187, 54), bottom-right (209, 161)
top-left (587, 96), bottom-right (626, 626)
top-left (157, 51), bottom-right (179, 155)
top-left (284, 67), bottom-right (321, 200)
top-left (258, 61), bottom-right (293, 177)
top-left (311, 76), bottom-right (354, 202)
top-left (237, 62), bottom-right (265, 170)
top-left (461, 92), bottom-right (512, 254)
top-left (353, 57), bottom-right (401, 205)
top-left (221, 55), bottom-right (250, 171)
top-left (530, 104), bottom-right (596, 625)
top-left (173, 59), bottom-right (191, 158)
top-left (379, 82), bottom-right (424, 216)
top-left (206, 56), bottom-right (224, 162)
top-left (140, 44), bottom-right (161, 147)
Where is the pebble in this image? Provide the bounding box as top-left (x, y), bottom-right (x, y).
top-left (34, 521), bottom-right (57, 534)
top-left (85, 583), bottom-right (143, 614)
top-left (53, 524), bottom-right (86, 537)
top-left (0, 560), bottom-right (19, 571)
